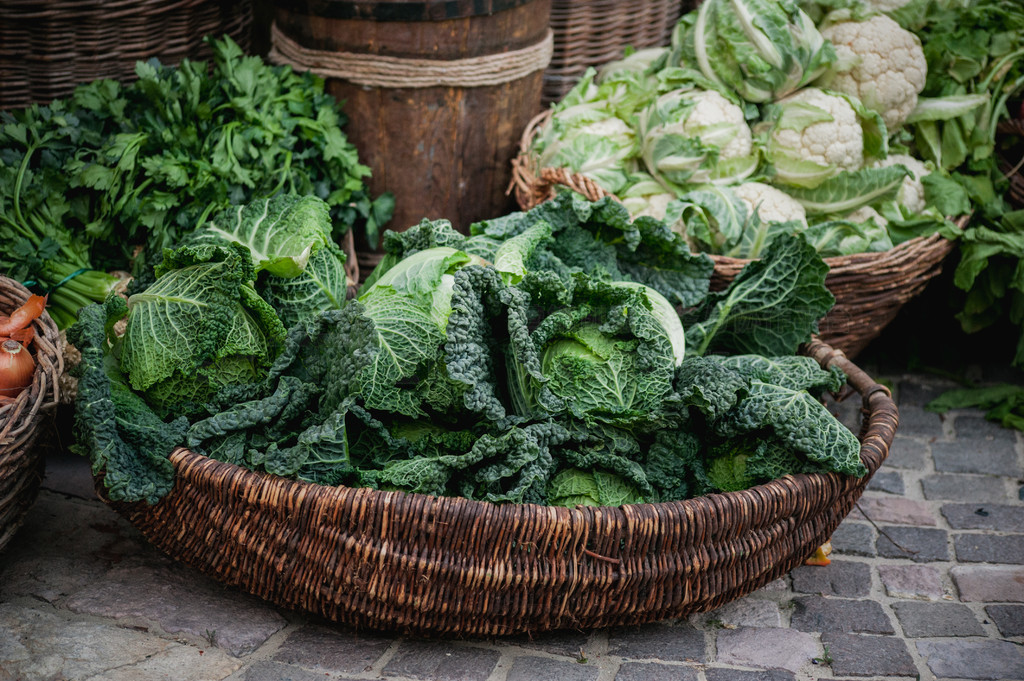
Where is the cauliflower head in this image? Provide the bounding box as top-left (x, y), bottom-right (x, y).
top-left (763, 87), bottom-right (866, 187)
top-left (732, 182), bottom-right (808, 227)
top-left (871, 153), bottom-right (931, 214)
top-left (818, 14), bottom-right (927, 131)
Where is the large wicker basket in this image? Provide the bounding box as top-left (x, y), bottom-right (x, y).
top-left (511, 113), bottom-right (962, 359)
top-left (542, 0), bottom-right (691, 106)
top-left (95, 338), bottom-right (895, 636)
top-left (0, 0), bottom-right (254, 109)
top-left (0, 278), bottom-right (63, 553)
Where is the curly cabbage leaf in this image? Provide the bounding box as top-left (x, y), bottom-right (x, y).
top-left (547, 468), bottom-right (646, 507)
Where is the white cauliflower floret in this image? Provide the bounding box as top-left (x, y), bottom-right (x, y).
top-left (818, 14), bottom-right (927, 132)
top-left (845, 205), bottom-right (888, 227)
top-left (732, 182), bottom-right (808, 227)
top-left (685, 89), bottom-right (754, 162)
top-left (872, 153), bottom-right (931, 214)
top-left (770, 87), bottom-right (865, 175)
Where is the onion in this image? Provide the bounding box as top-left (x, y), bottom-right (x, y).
top-left (0, 339), bottom-right (35, 399)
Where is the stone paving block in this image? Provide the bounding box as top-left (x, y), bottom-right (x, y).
top-left (790, 596), bottom-right (894, 635)
top-left (0, 603), bottom-right (238, 681)
top-left (614, 661), bottom-right (700, 681)
top-left (271, 624), bottom-right (393, 674)
top-left (607, 623), bottom-right (706, 663)
top-left (381, 640), bottom-right (501, 681)
top-left (892, 601), bottom-right (986, 637)
top-left (891, 404), bottom-right (942, 437)
top-left (942, 503), bottom-right (1024, 531)
top-left (986, 604), bottom-right (1024, 637)
top-left (506, 656), bottom-right (599, 681)
top-left (851, 496), bottom-right (936, 526)
top-left (876, 526), bottom-right (949, 562)
top-left (877, 564), bottom-right (945, 600)
top-left (243, 660), bottom-right (358, 681)
top-left (917, 639), bottom-right (1024, 680)
top-left (820, 633), bottom-right (917, 678)
top-left (715, 627), bottom-right (819, 673)
top-left (952, 565), bottom-right (1024, 602)
top-left (790, 560), bottom-right (872, 598)
top-left (704, 669), bottom-right (795, 681)
top-left (85, 642), bottom-right (244, 681)
top-left (703, 597), bottom-right (782, 628)
top-left (921, 473), bottom-right (1008, 501)
top-left (955, 414), bottom-right (1020, 442)
top-left (932, 439), bottom-right (1020, 476)
top-left (830, 522), bottom-right (876, 557)
top-left (955, 533), bottom-right (1024, 564)
top-left (897, 378), bottom-right (959, 407)
top-left (883, 436), bottom-right (929, 470)
top-left (866, 470), bottom-right (905, 495)
top-left (508, 629), bottom-right (593, 658)
top-left (63, 563), bottom-right (287, 657)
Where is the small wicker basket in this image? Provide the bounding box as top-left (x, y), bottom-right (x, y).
top-left (542, 0), bottom-right (691, 105)
top-left (0, 0), bottom-right (254, 109)
top-left (96, 338), bottom-right (894, 636)
top-left (0, 278), bottom-right (63, 553)
top-left (511, 112), bottom-right (963, 359)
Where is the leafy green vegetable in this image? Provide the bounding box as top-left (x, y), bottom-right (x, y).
top-left (547, 467), bottom-right (646, 507)
top-left (926, 382), bottom-right (1024, 431)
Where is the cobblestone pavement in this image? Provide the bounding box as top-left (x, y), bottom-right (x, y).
top-left (1, 367), bottom-right (1022, 681)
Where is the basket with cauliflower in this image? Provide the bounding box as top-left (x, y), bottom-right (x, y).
top-left (511, 0), bottom-right (989, 357)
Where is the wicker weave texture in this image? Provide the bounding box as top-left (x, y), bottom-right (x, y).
top-left (0, 278), bottom-right (62, 553)
top-left (997, 118), bottom-right (1024, 210)
top-left (0, 0), bottom-right (254, 109)
top-left (511, 113), bottom-right (962, 359)
top-left (99, 339), bottom-right (894, 636)
top-left (542, 0), bottom-right (690, 105)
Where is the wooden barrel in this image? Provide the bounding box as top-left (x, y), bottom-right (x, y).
top-left (268, 0), bottom-right (553, 272)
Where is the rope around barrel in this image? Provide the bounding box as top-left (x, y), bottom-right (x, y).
top-left (268, 22), bottom-right (554, 89)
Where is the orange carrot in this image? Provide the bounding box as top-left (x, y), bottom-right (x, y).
top-left (0, 294), bottom-right (46, 336)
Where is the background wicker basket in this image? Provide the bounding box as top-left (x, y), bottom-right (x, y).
top-left (511, 113), bottom-right (963, 359)
top-left (0, 0), bottom-right (254, 109)
top-left (0, 278), bottom-right (63, 554)
top-left (95, 338), bottom-right (894, 636)
top-left (542, 0), bottom-right (691, 106)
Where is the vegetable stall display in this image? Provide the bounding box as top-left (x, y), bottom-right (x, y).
top-left (512, 0), bottom-right (1022, 360)
top-left (0, 36), bottom-right (391, 330)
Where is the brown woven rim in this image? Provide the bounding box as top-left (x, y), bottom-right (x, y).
top-left (0, 277), bottom-right (63, 553)
top-left (96, 338), bottom-right (895, 636)
top-left (511, 110), bottom-right (965, 358)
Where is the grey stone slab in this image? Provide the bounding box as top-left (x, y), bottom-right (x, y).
top-left (955, 414), bottom-right (1020, 442)
top-left (607, 623), bottom-right (706, 663)
top-left (0, 603), bottom-right (239, 681)
top-left (820, 633), bottom-right (917, 678)
top-left (891, 403), bottom-right (943, 436)
top-left (614, 661), bottom-right (700, 681)
top-left (852, 495), bottom-right (936, 526)
top-left (917, 639), bottom-right (1024, 680)
top-left (715, 627), bottom-right (819, 673)
top-left (244, 660), bottom-right (358, 681)
top-left (955, 533), bottom-right (1024, 564)
top-left (506, 656), bottom-right (599, 681)
top-left (952, 565), bottom-right (1024, 602)
top-left (830, 522), bottom-right (876, 557)
top-left (987, 604), bottom-right (1024, 636)
top-left (64, 563), bottom-right (287, 657)
top-left (382, 640), bottom-right (500, 681)
top-left (790, 560), bottom-right (872, 598)
top-left (892, 601), bottom-right (986, 637)
top-left (897, 378), bottom-right (959, 407)
top-left (508, 629), bottom-right (593, 658)
top-left (883, 436), bottom-right (929, 470)
top-left (865, 470), bottom-right (905, 495)
top-left (942, 503), bottom-right (1024, 531)
top-left (877, 564), bottom-right (945, 600)
top-left (932, 439), bottom-right (1020, 476)
top-left (271, 624), bottom-right (393, 674)
top-left (790, 596), bottom-right (894, 635)
top-left (876, 526), bottom-right (949, 562)
top-left (921, 473), bottom-right (1008, 501)
top-left (704, 670), bottom-right (795, 681)
top-left (702, 597), bottom-right (781, 628)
